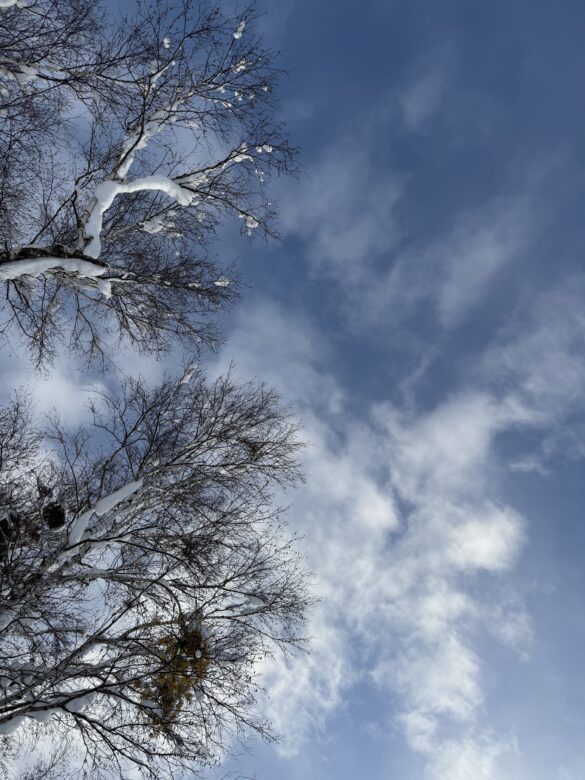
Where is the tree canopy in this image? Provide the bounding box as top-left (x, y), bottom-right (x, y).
top-left (0, 0), bottom-right (295, 365)
top-left (0, 371), bottom-right (308, 777)
top-left (0, 2), bottom-right (308, 777)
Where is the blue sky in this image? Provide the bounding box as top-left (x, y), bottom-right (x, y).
top-left (3, 1), bottom-right (585, 778)
top-left (199, 1), bottom-right (585, 778)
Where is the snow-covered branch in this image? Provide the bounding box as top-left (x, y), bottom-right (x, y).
top-left (0, 256), bottom-right (108, 282)
top-left (81, 176), bottom-right (196, 259)
top-left (67, 479), bottom-right (143, 546)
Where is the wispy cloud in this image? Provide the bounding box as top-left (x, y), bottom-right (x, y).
top-left (398, 63), bottom-right (449, 133)
top-left (0, 352), bottom-right (105, 425)
top-left (216, 277), bottom-right (585, 777)
top-left (279, 141), bottom-right (404, 286)
top-left (278, 86), bottom-right (560, 342)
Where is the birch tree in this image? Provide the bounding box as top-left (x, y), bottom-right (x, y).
top-left (0, 0), bottom-right (294, 365)
top-left (0, 369), bottom-right (308, 778)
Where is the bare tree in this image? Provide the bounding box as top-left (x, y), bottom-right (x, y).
top-left (0, 368), bottom-right (308, 778)
top-left (0, 4), bottom-right (308, 777)
top-left (0, 0), bottom-right (295, 365)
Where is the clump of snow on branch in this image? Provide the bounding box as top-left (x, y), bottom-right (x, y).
top-left (241, 215), bottom-right (259, 235)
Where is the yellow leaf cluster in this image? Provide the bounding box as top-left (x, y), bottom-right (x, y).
top-left (141, 624), bottom-right (210, 722)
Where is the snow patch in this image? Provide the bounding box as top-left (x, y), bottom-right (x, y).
top-left (244, 215), bottom-right (259, 235)
top-left (233, 152), bottom-right (253, 163)
top-left (68, 480), bottom-right (143, 546)
top-left (64, 693), bottom-right (96, 713)
top-left (180, 362), bottom-right (198, 384)
top-left (96, 278), bottom-right (112, 298)
top-left (0, 256), bottom-right (108, 281)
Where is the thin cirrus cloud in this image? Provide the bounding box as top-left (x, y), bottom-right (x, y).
top-left (365, 188), bottom-right (534, 334)
top-left (279, 141), bottom-right (405, 286)
top-left (398, 61), bottom-right (449, 133)
top-left (279, 112), bottom-right (545, 336)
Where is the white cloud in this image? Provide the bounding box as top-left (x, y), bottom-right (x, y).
top-left (429, 735), bottom-right (516, 780)
top-left (259, 612), bottom-right (349, 756)
top-left (396, 634), bottom-right (482, 721)
top-left (214, 296), bottom-right (550, 777)
top-left (216, 272), bottom-right (585, 776)
top-left (446, 504), bottom-right (525, 572)
top-left (488, 595), bottom-right (533, 658)
top-left (367, 190), bottom-right (534, 332)
top-left (434, 197), bottom-right (530, 328)
top-left (0, 354), bottom-right (105, 425)
top-left (481, 275), bottom-right (585, 415)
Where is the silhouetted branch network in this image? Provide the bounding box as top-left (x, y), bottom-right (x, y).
top-left (0, 0), bottom-right (295, 365)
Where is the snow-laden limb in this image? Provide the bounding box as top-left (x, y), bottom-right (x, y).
top-left (180, 362), bottom-right (198, 385)
top-left (0, 692), bottom-right (97, 734)
top-left (0, 256), bottom-right (108, 281)
top-left (113, 30), bottom-right (264, 183)
top-left (83, 177), bottom-right (196, 258)
top-left (221, 594), bottom-right (267, 617)
top-left (68, 479), bottom-right (143, 546)
top-left (113, 55), bottom-right (192, 183)
top-left (96, 278), bottom-right (112, 298)
top-left (116, 103), bottom-right (174, 181)
top-left (82, 142), bottom-right (263, 257)
top-left (0, 0), bottom-right (294, 367)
